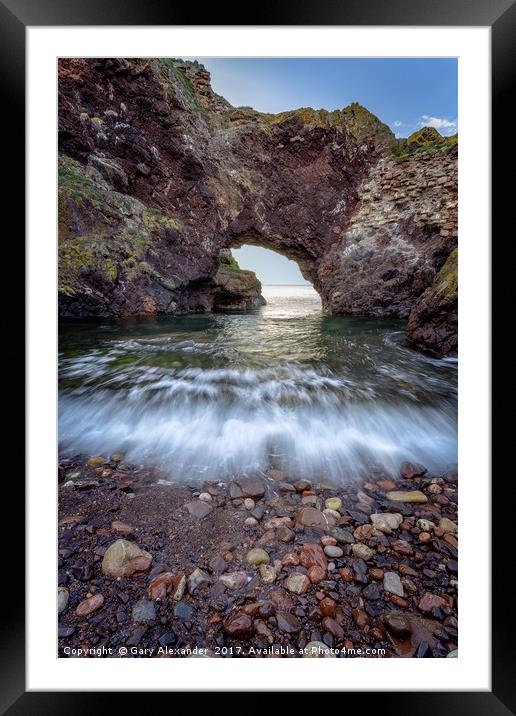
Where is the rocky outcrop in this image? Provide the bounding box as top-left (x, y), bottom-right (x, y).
top-left (407, 249), bottom-right (458, 357)
top-left (210, 250), bottom-right (265, 311)
top-left (58, 58), bottom-right (457, 355)
top-left (405, 126), bottom-right (458, 149)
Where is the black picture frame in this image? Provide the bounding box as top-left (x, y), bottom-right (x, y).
top-left (4, 0), bottom-right (511, 710)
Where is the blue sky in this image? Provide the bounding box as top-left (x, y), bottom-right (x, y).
top-left (191, 58), bottom-right (457, 283)
top-left (192, 57), bottom-right (458, 138)
top-left (232, 246), bottom-right (310, 285)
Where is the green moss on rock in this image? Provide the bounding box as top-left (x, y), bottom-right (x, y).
top-left (142, 207), bottom-right (182, 232)
top-left (219, 249), bottom-right (241, 271)
top-left (432, 248), bottom-right (458, 302)
top-left (340, 103), bottom-right (394, 146)
top-left (406, 126), bottom-right (444, 147)
top-left (266, 107), bottom-right (333, 129)
top-left (262, 102), bottom-right (394, 148)
top-left (407, 248), bottom-right (458, 357)
top-left (58, 154), bottom-right (183, 298)
top-left (393, 128), bottom-right (458, 160)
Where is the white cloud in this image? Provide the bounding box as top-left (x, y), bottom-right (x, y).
top-left (393, 120), bottom-right (404, 127)
top-left (420, 115), bottom-right (457, 134)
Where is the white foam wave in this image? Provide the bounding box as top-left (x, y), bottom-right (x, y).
top-left (59, 366), bottom-right (457, 482)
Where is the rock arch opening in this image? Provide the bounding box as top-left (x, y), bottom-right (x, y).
top-left (210, 244), bottom-right (321, 312)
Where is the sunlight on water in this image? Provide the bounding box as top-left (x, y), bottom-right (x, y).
top-left (59, 286), bottom-right (457, 482)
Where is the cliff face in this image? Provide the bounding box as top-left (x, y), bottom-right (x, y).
top-left (407, 248), bottom-right (458, 357)
top-left (323, 144), bottom-right (457, 319)
top-left (58, 58), bottom-right (458, 355)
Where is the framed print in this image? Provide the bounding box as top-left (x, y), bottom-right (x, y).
top-left (4, 0), bottom-right (511, 708)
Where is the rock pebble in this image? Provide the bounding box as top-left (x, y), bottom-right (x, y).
top-left (187, 568), bottom-right (210, 594)
top-left (259, 564), bottom-right (276, 583)
top-left (132, 599), bottom-right (156, 623)
top-left (400, 461), bottom-right (427, 479)
top-left (418, 592), bottom-right (448, 614)
top-left (111, 520), bottom-right (135, 535)
top-left (76, 594), bottom-right (104, 617)
top-left (295, 507), bottom-right (329, 529)
top-left (383, 611), bottom-right (412, 638)
top-left (299, 543), bottom-right (327, 570)
top-left (58, 587), bottom-right (69, 614)
top-left (246, 548), bottom-right (270, 566)
top-left (307, 565), bottom-right (326, 584)
top-left (224, 611), bottom-right (253, 639)
top-left (370, 512), bottom-right (403, 533)
top-left (438, 517), bottom-right (458, 534)
top-left (383, 571), bottom-right (404, 597)
top-left (88, 456), bottom-right (107, 466)
top-left (102, 539), bottom-right (152, 578)
top-left (185, 500), bottom-right (213, 519)
top-left (174, 601), bottom-right (193, 620)
top-left (352, 543), bottom-right (375, 560)
top-left (229, 477), bottom-right (265, 499)
top-left (303, 641), bottom-right (336, 658)
top-left (284, 573), bottom-right (310, 595)
top-left (386, 490), bottom-right (428, 503)
top-left (276, 611), bottom-right (302, 633)
top-left (148, 572), bottom-right (175, 600)
top-left (324, 497), bottom-right (342, 511)
top-left (322, 617), bottom-right (344, 641)
top-left (219, 572), bottom-right (248, 589)
top-left (323, 545), bottom-right (343, 558)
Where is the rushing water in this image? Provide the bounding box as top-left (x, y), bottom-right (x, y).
top-left (59, 285), bottom-right (457, 483)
